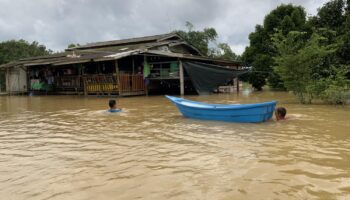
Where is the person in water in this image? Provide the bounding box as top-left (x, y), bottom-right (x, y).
top-left (108, 99), bottom-right (121, 113)
top-left (275, 107), bottom-right (287, 121)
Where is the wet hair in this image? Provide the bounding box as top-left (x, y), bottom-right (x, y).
top-left (276, 107), bottom-right (287, 118)
top-left (109, 99), bottom-right (116, 108)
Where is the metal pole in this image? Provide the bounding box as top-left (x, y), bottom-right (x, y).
top-left (179, 60), bottom-right (184, 96)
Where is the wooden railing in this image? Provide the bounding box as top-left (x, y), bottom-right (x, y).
top-left (83, 74), bottom-right (118, 94)
top-left (119, 74), bottom-right (145, 94)
top-left (55, 76), bottom-right (82, 91)
top-left (82, 74), bottom-right (145, 95)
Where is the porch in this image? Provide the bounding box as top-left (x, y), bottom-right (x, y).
top-left (32, 74), bottom-right (146, 96)
top-left (26, 55), bottom-right (182, 96)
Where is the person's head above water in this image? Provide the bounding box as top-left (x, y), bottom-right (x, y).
top-left (109, 99), bottom-right (117, 109)
top-left (275, 107), bottom-right (287, 121)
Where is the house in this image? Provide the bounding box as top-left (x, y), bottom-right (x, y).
top-left (0, 33), bottom-right (244, 96)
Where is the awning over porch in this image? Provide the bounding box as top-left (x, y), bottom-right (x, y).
top-left (183, 61), bottom-right (247, 95)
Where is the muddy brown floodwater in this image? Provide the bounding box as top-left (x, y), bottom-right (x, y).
top-left (0, 91), bottom-right (350, 200)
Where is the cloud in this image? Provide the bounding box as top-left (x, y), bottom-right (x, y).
top-left (0, 0), bottom-right (328, 54)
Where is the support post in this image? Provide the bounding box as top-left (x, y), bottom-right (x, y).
top-left (0, 69), bottom-right (3, 93)
top-left (81, 64), bottom-right (87, 96)
top-left (83, 65), bottom-right (87, 96)
top-left (179, 60), bottom-right (184, 96)
top-left (236, 77), bottom-right (239, 92)
top-left (144, 55), bottom-right (148, 96)
top-left (7, 68), bottom-right (10, 95)
top-left (115, 60), bottom-right (120, 95)
top-left (26, 67), bottom-right (30, 94)
top-left (83, 78), bottom-right (87, 96)
top-left (132, 56), bottom-right (135, 75)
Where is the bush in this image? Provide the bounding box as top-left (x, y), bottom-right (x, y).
top-left (321, 85), bottom-right (350, 104)
top-left (319, 69), bottom-right (350, 104)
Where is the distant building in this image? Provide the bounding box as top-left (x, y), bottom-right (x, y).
top-left (0, 33), bottom-right (243, 96)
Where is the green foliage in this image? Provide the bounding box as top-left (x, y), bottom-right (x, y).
top-left (273, 30), bottom-right (349, 104)
top-left (281, 16), bottom-right (295, 35)
top-left (321, 70), bottom-right (350, 104)
top-left (321, 83), bottom-right (350, 104)
top-left (337, 6), bottom-right (350, 65)
top-left (249, 54), bottom-right (273, 90)
top-left (209, 43), bottom-right (240, 61)
top-left (243, 0), bottom-right (350, 104)
top-left (175, 22), bottom-right (240, 61)
top-left (0, 39), bottom-right (51, 91)
top-left (67, 43), bottom-right (80, 48)
top-left (175, 22), bottom-right (218, 56)
top-left (264, 4), bottom-right (306, 32)
top-left (242, 4), bottom-right (307, 90)
top-left (0, 39), bottom-right (51, 65)
top-left (310, 0), bottom-right (346, 33)
top-left (306, 67), bottom-right (350, 104)
top-left (268, 72), bottom-right (285, 90)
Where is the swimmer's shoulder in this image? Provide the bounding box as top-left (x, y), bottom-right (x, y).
top-left (107, 108), bottom-right (122, 113)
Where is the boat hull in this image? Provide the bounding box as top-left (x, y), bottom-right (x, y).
top-left (166, 96), bottom-right (276, 123)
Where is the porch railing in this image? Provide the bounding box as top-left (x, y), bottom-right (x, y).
top-left (55, 76), bottom-right (83, 91)
top-left (58, 74), bottom-right (146, 95)
top-left (119, 74), bottom-right (145, 94)
top-left (83, 74), bottom-right (118, 94)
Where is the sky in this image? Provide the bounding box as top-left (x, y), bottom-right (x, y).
top-left (0, 0), bottom-right (329, 55)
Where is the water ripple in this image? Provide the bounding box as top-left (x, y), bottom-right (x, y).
top-left (0, 95), bottom-right (350, 199)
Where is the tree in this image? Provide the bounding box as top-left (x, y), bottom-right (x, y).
top-left (209, 43), bottom-right (240, 61)
top-left (67, 43), bottom-right (80, 48)
top-left (337, 1), bottom-right (350, 65)
top-left (273, 29), bottom-right (349, 104)
top-left (242, 4), bottom-right (307, 90)
top-left (175, 22), bottom-right (241, 62)
top-left (242, 0), bottom-right (350, 104)
top-left (249, 54), bottom-right (273, 90)
top-left (310, 0), bottom-right (349, 74)
top-left (263, 4), bottom-right (306, 33)
top-left (0, 39), bottom-right (52, 91)
top-left (175, 22), bottom-right (218, 56)
top-left (242, 25), bottom-right (273, 90)
top-left (0, 40), bottom-right (51, 65)
top-left (310, 0), bottom-right (346, 33)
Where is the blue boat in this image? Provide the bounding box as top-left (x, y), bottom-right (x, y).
top-left (166, 95), bottom-right (277, 123)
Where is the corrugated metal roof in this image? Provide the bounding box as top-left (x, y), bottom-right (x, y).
top-left (144, 50), bottom-right (241, 66)
top-left (67, 33), bottom-right (180, 50)
top-left (0, 33), bottom-right (241, 69)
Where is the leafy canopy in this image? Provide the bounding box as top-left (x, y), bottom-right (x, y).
top-left (273, 28), bottom-right (349, 104)
top-left (0, 40), bottom-right (52, 91)
top-left (175, 22), bottom-right (240, 61)
top-left (0, 39), bottom-right (51, 65)
top-left (242, 4), bottom-right (307, 90)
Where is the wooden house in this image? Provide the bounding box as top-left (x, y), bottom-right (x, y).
top-left (0, 33), bottom-right (243, 96)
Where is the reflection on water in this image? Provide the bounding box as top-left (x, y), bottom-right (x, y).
top-left (0, 91), bottom-right (350, 200)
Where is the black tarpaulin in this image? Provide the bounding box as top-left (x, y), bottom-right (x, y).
top-left (183, 61), bottom-right (244, 95)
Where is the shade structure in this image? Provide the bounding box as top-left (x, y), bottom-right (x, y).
top-left (183, 61), bottom-right (245, 95)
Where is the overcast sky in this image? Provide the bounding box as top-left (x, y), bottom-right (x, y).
top-left (0, 0), bottom-right (328, 55)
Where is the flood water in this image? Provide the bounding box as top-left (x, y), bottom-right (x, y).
top-left (0, 91), bottom-right (350, 200)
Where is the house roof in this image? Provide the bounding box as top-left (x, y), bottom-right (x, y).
top-left (144, 50), bottom-right (241, 66)
top-left (67, 33), bottom-right (181, 51)
top-left (0, 33), bottom-right (242, 69)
